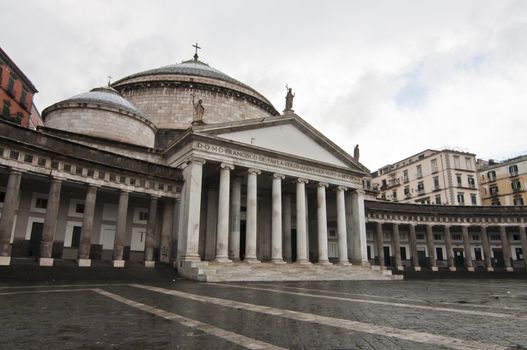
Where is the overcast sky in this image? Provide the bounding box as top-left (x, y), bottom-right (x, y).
top-left (3, 1), bottom-right (527, 170)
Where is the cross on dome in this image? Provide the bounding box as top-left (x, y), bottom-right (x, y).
top-left (192, 42), bottom-right (202, 61)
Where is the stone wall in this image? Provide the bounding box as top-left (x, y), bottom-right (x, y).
top-left (45, 107), bottom-right (156, 148)
top-left (121, 86), bottom-right (275, 129)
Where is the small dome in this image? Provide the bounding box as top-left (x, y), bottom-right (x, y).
top-left (68, 85), bottom-right (144, 116)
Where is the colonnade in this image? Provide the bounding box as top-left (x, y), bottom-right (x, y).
top-left (177, 160), bottom-right (368, 266)
top-left (0, 168), bottom-right (174, 267)
top-left (372, 221), bottom-right (527, 271)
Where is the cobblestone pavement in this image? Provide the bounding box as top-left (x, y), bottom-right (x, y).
top-left (1, 279), bottom-right (527, 349)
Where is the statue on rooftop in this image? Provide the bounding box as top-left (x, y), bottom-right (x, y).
top-left (354, 144), bottom-right (360, 161)
top-left (285, 85), bottom-right (295, 111)
top-left (192, 95), bottom-right (204, 124)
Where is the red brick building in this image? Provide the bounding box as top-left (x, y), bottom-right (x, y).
top-left (0, 47), bottom-right (38, 128)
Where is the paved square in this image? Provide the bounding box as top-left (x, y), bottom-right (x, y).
top-left (1, 279), bottom-right (527, 349)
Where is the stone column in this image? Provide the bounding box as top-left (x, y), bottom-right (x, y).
top-left (144, 196), bottom-right (158, 267)
top-left (461, 226), bottom-right (474, 271)
top-left (500, 226), bottom-right (513, 271)
top-left (520, 225), bottom-right (527, 271)
top-left (271, 173), bottom-right (285, 263)
top-left (215, 163), bottom-right (233, 263)
top-left (425, 224), bottom-right (437, 271)
top-left (0, 169), bottom-right (22, 265)
top-left (480, 225), bottom-right (493, 271)
top-left (228, 176), bottom-right (242, 260)
top-left (408, 224), bottom-right (420, 271)
top-left (245, 168), bottom-right (260, 263)
top-left (159, 199), bottom-right (174, 264)
top-left (336, 186), bottom-right (349, 265)
top-left (39, 178), bottom-right (62, 266)
top-left (444, 225), bottom-right (456, 271)
top-left (78, 185), bottom-right (98, 267)
top-left (112, 190), bottom-right (129, 267)
top-left (177, 158), bottom-right (205, 262)
top-left (375, 221), bottom-right (385, 268)
top-left (282, 192), bottom-right (292, 262)
top-left (349, 189), bottom-right (369, 266)
top-left (295, 178), bottom-right (309, 264)
top-left (316, 182), bottom-right (330, 265)
top-left (392, 223), bottom-right (403, 271)
top-left (204, 187), bottom-right (218, 260)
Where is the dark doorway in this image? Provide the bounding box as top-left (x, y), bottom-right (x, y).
top-left (453, 248), bottom-right (464, 268)
top-left (291, 229), bottom-right (297, 262)
top-left (239, 222), bottom-right (246, 260)
top-left (383, 246), bottom-right (391, 266)
top-left (436, 247), bottom-right (444, 261)
top-left (71, 226), bottom-right (82, 249)
top-left (367, 246), bottom-right (371, 260)
top-left (28, 222), bottom-right (44, 257)
top-left (400, 246), bottom-right (407, 260)
top-left (417, 250), bottom-right (427, 267)
top-left (493, 249), bottom-right (504, 268)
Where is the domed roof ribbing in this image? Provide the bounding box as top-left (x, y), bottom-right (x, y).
top-left (67, 85), bottom-right (144, 116)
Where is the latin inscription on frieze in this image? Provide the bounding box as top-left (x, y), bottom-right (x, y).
top-left (196, 142), bottom-right (360, 183)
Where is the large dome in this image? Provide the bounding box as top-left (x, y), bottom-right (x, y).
top-left (42, 86), bottom-right (157, 148)
top-left (112, 57), bottom-right (279, 130)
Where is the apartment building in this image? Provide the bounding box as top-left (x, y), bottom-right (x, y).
top-left (477, 155), bottom-right (527, 206)
top-left (372, 149), bottom-right (481, 206)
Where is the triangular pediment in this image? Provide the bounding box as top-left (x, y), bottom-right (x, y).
top-left (193, 116), bottom-right (368, 174)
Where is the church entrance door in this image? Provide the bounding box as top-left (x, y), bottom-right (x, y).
top-left (28, 222), bottom-right (44, 257)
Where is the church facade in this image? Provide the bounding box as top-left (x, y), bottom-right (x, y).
top-left (0, 52), bottom-right (525, 281)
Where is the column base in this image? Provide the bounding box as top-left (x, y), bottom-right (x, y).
top-left (351, 259), bottom-right (370, 267)
top-left (316, 260), bottom-right (332, 266)
top-left (38, 258), bottom-right (54, 267)
top-left (485, 266), bottom-right (494, 272)
top-left (505, 267), bottom-right (514, 272)
top-left (431, 266), bottom-right (438, 272)
top-left (244, 257), bottom-right (261, 264)
top-left (144, 261), bottom-right (155, 268)
top-left (295, 259), bottom-right (311, 265)
top-left (467, 267), bottom-right (475, 272)
top-left (78, 259), bottom-right (91, 267)
top-left (113, 260), bottom-right (125, 268)
top-left (396, 265), bottom-right (404, 271)
top-left (413, 266), bottom-right (421, 272)
top-left (0, 256), bottom-right (11, 266)
top-left (213, 257), bottom-right (233, 263)
top-left (271, 259), bottom-right (286, 264)
top-left (449, 266), bottom-right (457, 272)
top-left (337, 261), bottom-right (351, 266)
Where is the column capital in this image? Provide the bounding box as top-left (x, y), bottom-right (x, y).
top-left (220, 163), bottom-right (234, 170)
top-left (336, 186), bottom-right (347, 192)
top-left (273, 173), bottom-right (285, 180)
top-left (248, 168), bottom-right (261, 175)
top-left (9, 168), bottom-right (24, 175)
top-left (179, 157), bottom-right (206, 169)
top-left (318, 182), bottom-right (329, 188)
top-left (352, 188), bottom-right (365, 195)
top-left (296, 178), bottom-right (309, 184)
top-left (49, 177), bottom-right (63, 184)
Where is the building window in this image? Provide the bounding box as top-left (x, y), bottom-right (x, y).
top-left (431, 159), bottom-right (438, 173)
top-left (75, 166), bottom-right (83, 175)
top-left (434, 234), bottom-right (442, 241)
top-left (404, 186), bottom-right (410, 198)
top-left (509, 165), bottom-right (519, 176)
top-left (20, 89), bottom-right (28, 108)
top-left (511, 180), bottom-right (522, 191)
top-left (471, 234), bottom-right (480, 241)
top-left (433, 176), bottom-right (440, 190)
top-left (35, 198), bottom-right (48, 209)
top-left (456, 174), bottom-right (462, 187)
top-left (392, 190), bottom-right (397, 201)
top-left (37, 157), bottom-right (46, 166)
top-left (23, 154), bottom-right (33, 163)
top-left (467, 176), bottom-right (475, 189)
top-left (435, 194), bottom-right (441, 205)
top-left (417, 181), bottom-right (424, 194)
top-left (403, 170), bottom-right (409, 183)
top-left (2, 101), bottom-right (11, 119)
top-left (490, 186), bottom-right (499, 196)
top-left (63, 163), bottom-right (72, 172)
top-left (465, 157), bottom-right (472, 170)
top-left (453, 156), bottom-right (460, 169)
top-left (490, 234), bottom-right (500, 241)
top-left (75, 203), bottom-right (85, 214)
top-left (9, 150), bottom-right (19, 160)
top-left (451, 234), bottom-right (461, 241)
top-left (491, 199), bottom-right (501, 206)
top-left (51, 160), bottom-right (59, 169)
top-left (15, 112), bottom-right (23, 125)
top-left (487, 170), bottom-right (496, 181)
top-left (514, 196), bottom-right (524, 206)
top-left (416, 234), bottom-right (425, 240)
top-left (470, 194), bottom-right (477, 206)
top-left (87, 169), bottom-right (94, 177)
top-left (457, 192), bottom-right (465, 205)
top-left (7, 75), bottom-right (14, 96)
top-left (416, 165), bottom-right (422, 178)
top-left (512, 234), bottom-right (520, 241)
